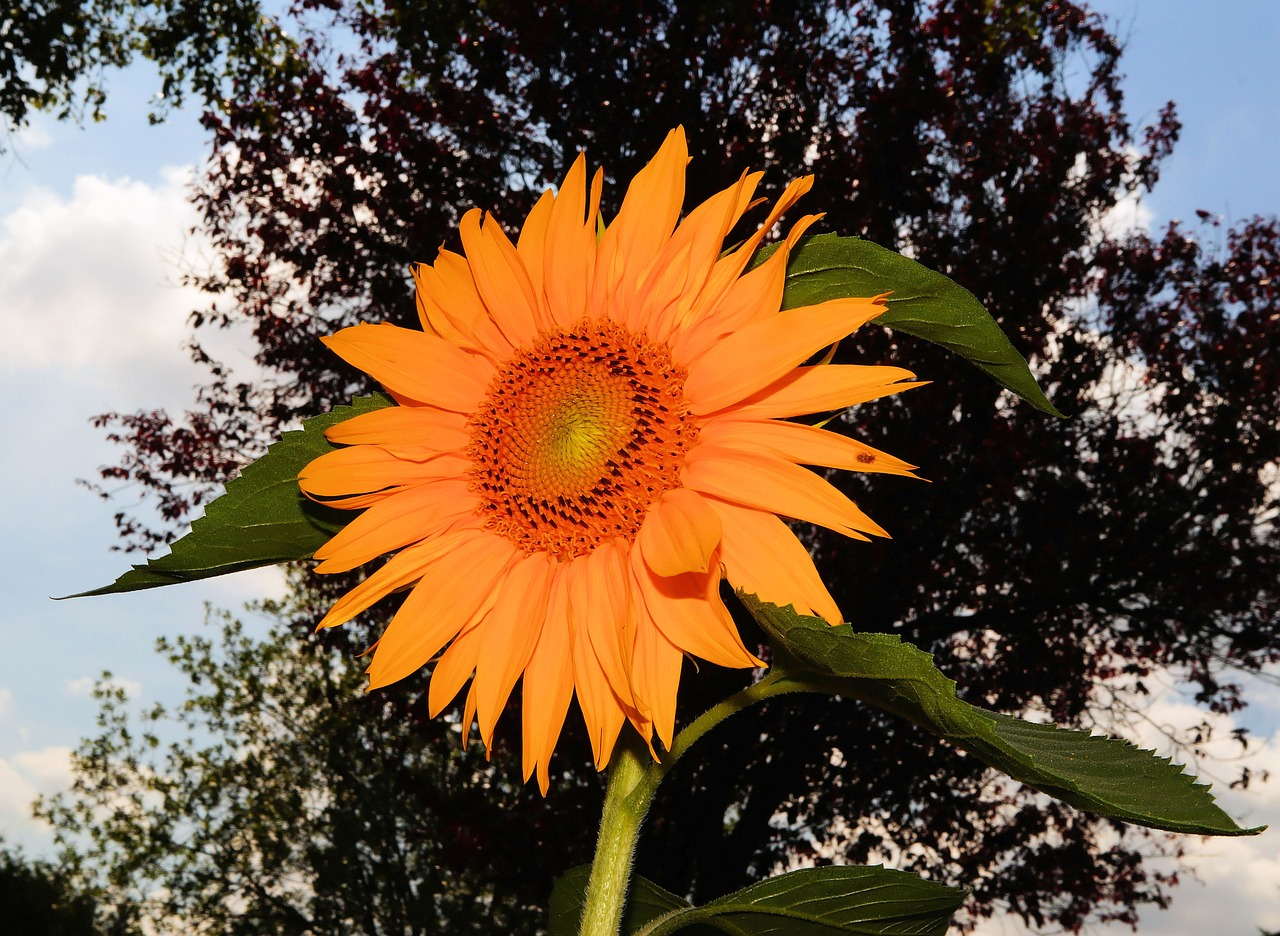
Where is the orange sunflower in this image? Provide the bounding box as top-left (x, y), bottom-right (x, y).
top-left (299, 128), bottom-right (923, 791)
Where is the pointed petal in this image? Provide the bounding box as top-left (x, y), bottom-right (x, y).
top-left (474, 551), bottom-right (557, 749)
top-left (522, 565), bottom-right (576, 793)
top-left (459, 208), bottom-right (541, 346)
top-left (683, 445), bottom-right (887, 540)
top-left (427, 619), bottom-right (486, 718)
top-left (316, 533), bottom-right (464, 630)
top-left (636, 487), bottom-right (723, 576)
top-left (628, 599), bottom-right (685, 751)
top-left (516, 187), bottom-right (555, 306)
top-left (685, 298), bottom-right (887, 414)
top-left (324, 405), bottom-right (471, 457)
top-left (729, 365), bottom-right (925, 419)
top-left (566, 556), bottom-right (628, 768)
top-left (672, 212), bottom-right (820, 364)
top-left (678, 175), bottom-right (814, 331)
top-left (417, 251), bottom-right (514, 360)
top-left (591, 128), bottom-right (688, 320)
top-left (698, 417), bottom-right (920, 478)
top-left (460, 683), bottom-right (479, 749)
top-left (579, 540), bottom-right (638, 708)
top-left (300, 447), bottom-right (471, 498)
top-left (366, 531), bottom-right (518, 690)
top-left (709, 497), bottom-right (842, 624)
top-left (634, 171), bottom-right (760, 339)
top-left (312, 478), bottom-right (477, 573)
top-left (322, 323), bottom-right (495, 413)
top-left (544, 153), bottom-right (598, 329)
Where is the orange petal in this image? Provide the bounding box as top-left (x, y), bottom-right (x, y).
top-left (685, 298), bottom-right (887, 414)
top-left (522, 565), bottom-right (576, 793)
top-left (580, 540), bottom-right (638, 708)
top-left (366, 531), bottom-right (518, 690)
top-left (676, 175), bottom-right (814, 335)
top-left (566, 556), bottom-right (628, 768)
top-left (634, 171), bottom-right (760, 339)
top-left (631, 543), bottom-right (762, 670)
top-left (729, 365), bottom-right (925, 420)
top-left (427, 618), bottom-right (486, 718)
top-left (683, 445), bottom-right (886, 541)
top-left (312, 479), bottom-right (477, 573)
top-left (461, 682), bottom-right (479, 749)
top-left (628, 600), bottom-right (685, 751)
top-left (671, 212), bottom-right (820, 365)
top-left (459, 208), bottom-right (541, 346)
top-left (299, 447), bottom-right (471, 498)
top-left (417, 251), bottom-right (514, 361)
top-left (709, 497), bottom-right (842, 624)
top-left (591, 128), bottom-right (688, 320)
top-left (516, 188), bottom-right (555, 306)
top-left (544, 153), bottom-right (598, 329)
top-left (316, 533), bottom-right (463, 630)
top-left (322, 323), bottom-right (494, 413)
top-left (697, 417), bottom-right (920, 478)
top-left (473, 551), bottom-right (557, 750)
top-left (636, 488), bottom-right (723, 576)
top-left (324, 405), bottom-right (470, 456)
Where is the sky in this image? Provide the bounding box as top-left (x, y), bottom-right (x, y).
top-left (0, 2), bottom-right (1277, 932)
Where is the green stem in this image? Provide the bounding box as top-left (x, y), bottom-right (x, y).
top-left (576, 670), bottom-right (803, 935)
top-left (578, 737), bottom-right (651, 936)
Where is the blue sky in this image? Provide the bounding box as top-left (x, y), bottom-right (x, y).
top-left (1, 2), bottom-right (1277, 932)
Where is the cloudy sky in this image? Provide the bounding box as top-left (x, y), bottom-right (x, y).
top-left (1, 2), bottom-right (1277, 932)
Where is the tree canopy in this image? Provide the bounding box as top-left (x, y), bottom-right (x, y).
top-left (28, 0), bottom-right (1279, 932)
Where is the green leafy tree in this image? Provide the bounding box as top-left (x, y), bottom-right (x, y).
top-left (39, 586), bottom-right (601, 935)
top-left (0, 0), bottom-right (288, 142)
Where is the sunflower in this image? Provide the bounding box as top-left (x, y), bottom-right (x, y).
top-left (299, 128), bottom-right (923, 791)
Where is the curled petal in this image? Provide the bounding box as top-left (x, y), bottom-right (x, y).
top-left (636, 488), bottom-right (723, 576)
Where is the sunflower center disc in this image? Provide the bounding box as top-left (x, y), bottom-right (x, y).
top-left (468, 320), bottom-right (697, 559)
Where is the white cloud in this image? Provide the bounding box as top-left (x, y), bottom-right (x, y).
top-left (66, 675), bottom-right (142, 699)
top-left (1098, 184), bottom-right (1155, 240)
top-left (0, 168), bottom-right (212, 402)
top-left (0, 687), bottom-right (11, 718)
top-left (0, 746), bottom-right (73, 850)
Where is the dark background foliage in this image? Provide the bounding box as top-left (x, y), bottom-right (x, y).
top-left (8, 0), bottom-right (1278, 933)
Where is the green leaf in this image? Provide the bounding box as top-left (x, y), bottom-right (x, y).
top-left (742, 594), bottom-right (1264, 837)
top-left (770, 233), bottom-right (1063, 417)
top-left (549, 864), bottom-right (966, 936)
top-left (65, 394), bottom-right (395, 598)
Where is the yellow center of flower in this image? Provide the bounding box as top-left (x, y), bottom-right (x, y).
top-left (468, 320), bottom-right (697, 559)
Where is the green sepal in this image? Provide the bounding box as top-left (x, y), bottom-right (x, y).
top-left (742, 594), bottom-right (1264, 837)
top-left (549, 863), bottom-right (966, 936)
top-left (65, 394), bottom-right (395, 597)
top-left (769, 233), bottom-right (1063, 417)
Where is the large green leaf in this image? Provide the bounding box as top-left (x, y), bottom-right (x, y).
top-left (549, 864), bottom-right (966, 936)
top-left (65, 395), bottom-right (394, 597)
top-left (770, 233), bottom-right (1063, 417)
top-left (742, 594), bottom-right (1264, 837)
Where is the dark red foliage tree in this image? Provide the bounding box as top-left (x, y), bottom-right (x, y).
top-left (85, 0), bottom-right (1278, 931)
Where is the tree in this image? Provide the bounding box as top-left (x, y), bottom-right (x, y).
top-left (38, 590), bottom-right (602, 935)
top-left (78, 0), bottom-right (1279, 931)
top-left (0, 0), bottom-right (295, 146)
top-left (0, 837), bottom-right (136, 935)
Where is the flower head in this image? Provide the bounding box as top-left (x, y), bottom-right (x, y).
top-left (299, 128), bottom-right (923, 791)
